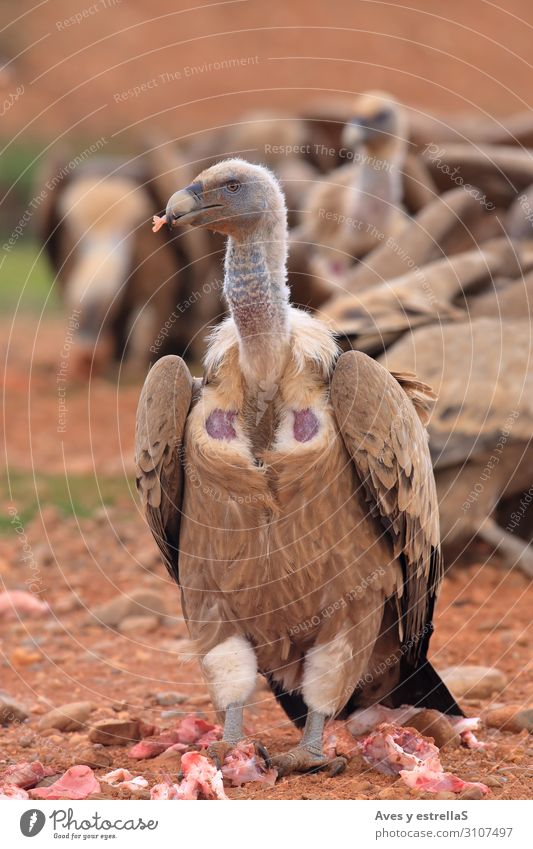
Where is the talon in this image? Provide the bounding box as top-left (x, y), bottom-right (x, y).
top-left (327, 756), bottom-right (347, 777)
top-left (254, 741), bottom-right (271, 769)
top-left (206, 740), bottom-right (232, 771)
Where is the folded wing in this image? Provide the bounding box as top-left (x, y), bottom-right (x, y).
top-left (330, 351), bottom-right (441, 660)
top-left (135, 355), bottom-right (196, 583)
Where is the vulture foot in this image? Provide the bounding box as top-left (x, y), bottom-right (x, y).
top-left (206, 739), bottom-right (270, 771)
top-left (206, 740), bottom-right (233, 771)
top-left (271, 748), bottom-right (347, 778)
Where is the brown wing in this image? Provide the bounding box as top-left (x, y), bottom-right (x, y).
top-left (330, 350), bottom-right (442, 660)
top-left (135, 355), bottom-right (197, 583)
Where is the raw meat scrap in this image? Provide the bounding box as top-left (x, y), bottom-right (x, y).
top-left (0, 590), bottom-right (49, 619)
top-left (150, 752), bottom-right (227, 800)
top-left (150, 781), bottom-right (180, 800)
top-left (361, 723), bottom-right (488, 796)
top-left (0, 761), bottom-right (52, 789)
top-left (152, 214), bottom-right (167, 233)
top-left (177, 752), bottom-right (227, 799)
top-left (129, 714), bottom-right (221, 759)
top-left (101, 768), bottom-right (148, 791)
top-left (221, 742), bottom-right (277, 787)
top-left (0, 785), bottom-right (29, 799)
top-left (30, 765), bottom-right (100, 800)
top-left (348, 704), bottom-right (486, 749)
top-left (323, 721), bottom-right (360, 759)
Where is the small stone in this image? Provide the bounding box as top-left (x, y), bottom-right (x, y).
top-left (118, 615), bottom-right (159, 635)
top-left (20, 734), bottom-right (34, 747)
top-left (38, 701), bottom-right (92, 732)
top-left (161, 710), bottom-right (185, 720)
top-left (377, 787), bottom-right (394, 799)
top-left (484, 705), bottom-right (524, 733)
top-left (441, 666), bottom-right (508, 699)
top-left (514, 709), bottom-right (533, 732)
top-left (155, 692), bottom-right (187, 707)
top-left (485, 775), bottom-right (505, 787)
top-left (55, 596), bottom-right (81, 615)
top-left (187, 694), bottom-right (211, 707)
top-left (10, 647), bottom-right (41, 666)
top-left (76, 747), bottom-right (113, 768)
top-left (88, 718), bottom-right (141, 746)
top-left (33, 543), bottom-right (54, 567)
top-left (92, 589), bottom-right (167, 628)
top-left (435, 791), bottom-right (456, 800)
top-left (408, 710), bottom-right (460, 749)
top-left (0, 691), bottom-right (28, 725)
top-left (459, 785), bottom-right (485, 800)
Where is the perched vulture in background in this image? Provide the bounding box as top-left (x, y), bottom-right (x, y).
top-left (136, 159), bottom-right (462, 776)
top-left (36, 152), bottom-right (216, 375)
top-left (289, 91), bottom-right (409, 307)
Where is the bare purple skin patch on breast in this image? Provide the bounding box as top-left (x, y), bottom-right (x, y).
top-left (293, 409), bottom-right (320, 442)
top-left (206, 409), bottom-right (237, 441)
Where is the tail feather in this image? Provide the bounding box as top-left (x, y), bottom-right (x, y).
top-left (389, 657), bottom-right (464, 717)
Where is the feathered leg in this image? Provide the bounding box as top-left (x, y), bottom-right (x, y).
top-left (201, 636), bottom-right (269, 769)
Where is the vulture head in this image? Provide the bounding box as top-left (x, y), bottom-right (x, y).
top-left (342, 90), bottom-right (404, 152)
top-left (165, 158), bottom-right (287, 238)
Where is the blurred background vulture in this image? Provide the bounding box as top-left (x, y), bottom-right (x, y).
top-left (135, 159), bottom-right (462, 776)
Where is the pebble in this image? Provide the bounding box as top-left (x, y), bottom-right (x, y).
top-left (484, 705), bottom-right (525, 733)
top-left (515, 709), bottom-right (533, 732)
top-left (38, 701), bottom-right (93, 732)
top-left (435, 791), bottom-right (457, 800)
top-left (155, 692), bottom-right (187, 706)
top-left (441, 666), bottom-right (508, 699)
top-left (118, 615), bottom-right (159, 635)
top-left (88, 719), bottom-right (141, 746)
top-left (408, 709), bottom-right (460, 749)
top-left (377, 787), bottom-right (394, 799)
top-left (10, 647), bottom-right (42, 666)
top-left (459, 786), bottom-right (485, 800)
top-left (76, 747), bottom-right (113, 768)
top-left (55, 596), bottom-right (82, 615)
top-left (485, 775), bottom-right (506, 787)
top-left (187, 694), bottom-right (211, 707)
top-left (0, 691), bottom-right (28, 725)
top-left (160, 709), bottom-right (185, 720)
top-left (92, 589), bottom-right (167, 628)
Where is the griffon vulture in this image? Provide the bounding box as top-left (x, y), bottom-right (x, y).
top-left (36, 153), bottom-right (215, 375)
top-left (289, 91), bottom-right (409, 307)
top-left (137, 159), bottom-right (461, 777)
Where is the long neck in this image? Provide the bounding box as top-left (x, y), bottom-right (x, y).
top-left (224, 217), bottom-right (290, 386)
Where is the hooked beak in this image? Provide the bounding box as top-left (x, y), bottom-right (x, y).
top-left (165, 182), bottom-right (221, 228)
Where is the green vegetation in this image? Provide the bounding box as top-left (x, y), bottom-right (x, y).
top-left (0, 470), bottom-right (135, 533)
top-left (0, 241), bottom-right (58, 313)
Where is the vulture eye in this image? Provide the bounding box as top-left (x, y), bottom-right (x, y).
top-left (225, 180), bottom-right (241, 193)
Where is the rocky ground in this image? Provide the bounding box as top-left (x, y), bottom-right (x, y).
top-left (0, 315), bottom-right (532, 800)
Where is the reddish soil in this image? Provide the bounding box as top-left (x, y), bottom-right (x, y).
top-left (0, 315), bottom-right (532, 800)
